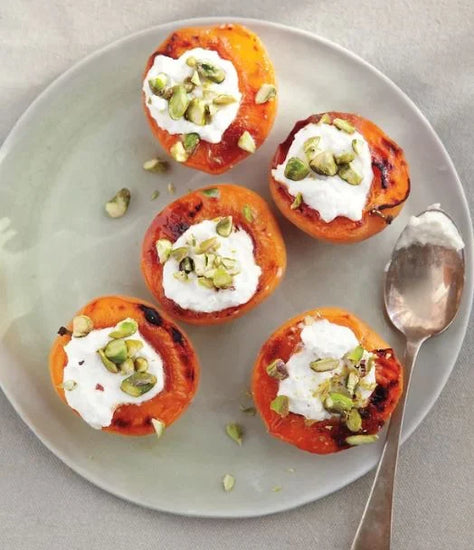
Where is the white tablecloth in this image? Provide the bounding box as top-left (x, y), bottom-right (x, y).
top-left (1, 1), bottom-right (473, 548)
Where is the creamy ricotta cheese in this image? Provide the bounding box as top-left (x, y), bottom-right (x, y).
top-left (395, 208), bottom-right (465, 251)
top-left (143, 47), bottom-right (241, 143)
top-left (63, 328), bottom-right (165, 429)
top-left (162, 219), bottom-right (261, 312)
top-left (278, 319), bottom-right (376, 421)
top-left (272, 122), bottom-right (374, 222)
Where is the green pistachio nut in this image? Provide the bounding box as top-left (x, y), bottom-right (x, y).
top-left (333, 118), bottom-right (355, 134)
top-left (284, 157), bottom-right (310, 181)
top-left (310, 358), bottom-right (340, 372)
top-left (270, 395), bottom-right (290, 417)
top-left (310, 151), bottom-right (337, 176)
top-left (237, 131), bottom-right (256, 153)
top-left (346, 434), bottom-right (378, 446)
top-left (170, 141), bottom-right (188, 162)
top-left (119, 357), bottom-right (135, 376)
top-left (104, 339), bottom-right (129, 364)
top-left (346, 408), bottom-right (362, 432)
top-left (338, 164), bottom-right (363, 185)
top-left (156, 239), bottom-right (172, 263)
top-left (170, 246), bottom-right (189, 263)
top-left (168, 85), bottom-right (190, 120)
top-left (266, 359), bottom-right (288, 380)
top-left (225, 423), bottom-right (243, 445)
top-left (196, 61), bottom-right (225, 83)
top-left (290, 192), bottom-right (303, 210)
top-left (303, 136), bottom-right (321, 160)
top-left (213, 266), bottom-right (233, 289)
top-left (216, 216), bottom-right (233, 237)
top-left (143, 158), bottom-right (169, 173)
top-left (324, 392), bottom-right (353, 413)
top-left (335, 151), bottom-right (356, 165)
top-left (97, 348), bottom-right (119, 373)
top-left (72, 315), bottom-right (94, 338)
top-left (183, 133), bottom-right (200, 155)
top-left (134, 357), bottom-right (149, 373)
top-left (125, 339), bottom-right (143, 357)
top-left (185, 98), bottom-right (207, 126)
top-left (105, 188), bottom-right (131, 218)
top-left (148, 73), bottom-right (168, 94)
top-left (255, 83), bottom-right (277, 104)
top-left (213, 94), bottom-right (236, 105)
top-left (109, 318), bottom-right (138, 339)
top-left (120, 372), bottom-right (157, 397)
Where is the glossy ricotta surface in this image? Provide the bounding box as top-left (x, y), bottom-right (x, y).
top-left (395, 208), bottom-right (465, 251)
top-left (63, 327), bottom-right (165, 429)
top-left (162, 219), bottom-right (261, 313)
top-left (278, 319), bottom-right (376, 421)
top-left (143, 47), bottom-right (241, 144)
top-left (272, 122), bottom-right (374, 222)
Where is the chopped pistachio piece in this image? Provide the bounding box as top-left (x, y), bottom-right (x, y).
top-left (109, 318), bottom-right (138, 339)
top-left (185, 56), bottom-right (197, 68)
top-left (173, 271), bottom-right (188, 282)
top-left (290, 192), bottom-right (303, 210)
top-left (125, 339), bottom-right (143, 357)
top-left (338, 164), bottom-right (363, 185)
top-left (97, 348), bottom-right (119, 373)
top-left (196, 61), bottom-right (225, 83)
top-left (255, 83), bottom-right (277, 104)
top-left (266, 359), bottom-right (288, 380)
top-left (270, 395), bottom-right (289, 417)
top-left (168, 183), bottom-right (175, 194)
top-left (225, 423), bottom-right (243, 445)
top-left (168, 85), bottom-right (190, 120)
top-left (201, 187), bottom-right (220, 198)
top-left (216, 216), bottom-right (233, 237)
top-left (148, 73), bottom-right (168, 94)
top-left (334, 118), bottom-right (355, 134)
top-left (179, 256), bottom-right (195, 273)
top-left (310, 151), bottom-right (337, 176)
top-left (221, 257), bottom-right (239, 275)
top-left (185, 98), bottom-right (207, 125)
top-left (346, 345), bottom-right (364, 363)
top-left (303, 136), bottom-right (321, 160)
top-left (143, 158), bottom-right (169, 173)
top-left (213, 266), bottom-right (233, 289)
top-left (284, 157), bottom-right (309, 181)
top-left (105, 188), bottom-right (131, 218)
top-left (237, 131), bottom-right (256, 153)
top-left (156, 239), bottom-right (172, 263)
top-left (197, 276), bottom-right (214, 289)
top-left (325, 392), bottom-right (353, 413)
top-left (183, 133), bottom-right (200, 155)
top-left (352, 139), bottom-right (361, 154)
top-left (120, 372), bottom-right (157, 397)
top-left (346, 408), bottom-right (362, 432)
top-left (198, 237), bottom-right (219, 253)
top-left (72, 315), bottom-right (93, 338)
top-left (190, 70), bottom-right (201, 86)
top-left (335, 151), bottom-right (356, 165)
top-left (151, 190), bottom-right (160, 201)
top-left (310, 358), bottom-right (340, 372)
top-left (61, 380), bottom-right (77, 391)
top-left (319, 113), bottom-right (331, 124)
top-left (170, 141), bottom-right (188, 162)
top-left (213, 94), bottom-right (236, 105)
top-left (170, 246), bottom-right (189, 262)
top-left (151, 418), bottom-right (165, 439)
top-left (346, 434), bottom-right (378, 446)
top-left (104, 339), bottom-right (128, 364)
top-left (346, 371), bottom-right (359, 395)
top-left (134, 357), bottom-right (149, 373)
top-left (222, 473), bottom-right (235, 492)
top-left (119, 357), bottom-right (135, 376)
top-left (272, 486), bottom-right (282, 493)
top-left (242, 204), bottom-right (254, 222)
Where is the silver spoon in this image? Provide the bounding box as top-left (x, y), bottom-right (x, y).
top-left (351, 207), bottom-right (465, 550)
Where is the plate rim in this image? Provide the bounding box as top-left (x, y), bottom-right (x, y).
top-left (0, 15), bottom-right (472, 518)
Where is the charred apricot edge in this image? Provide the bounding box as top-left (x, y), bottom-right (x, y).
top-left (252, 307), bottom-right (403, 454)
top-left (269, 112), bottom-right (410, 243)
top-left (141, 184), bottom-right (286, 325)
top-left (143, 24), bottom-right (277, 174)
top-left (49, 295), bottom-right (200, 436)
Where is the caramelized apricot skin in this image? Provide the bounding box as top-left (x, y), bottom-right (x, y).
top-left (252, 307), bottom-right (403, 454)
top-left (269, 112), bottom-right (410, 243)
top-left (49, 295), bottom-right (199, 436)
top-left (141, 184), bottom-right (286, 325)
top-left (143, 24), bottom-right (277, 174)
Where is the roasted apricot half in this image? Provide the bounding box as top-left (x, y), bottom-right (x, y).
top-left (252, 307), bottom-right (403, 454)
top-left (142, 23), bottom-right (277, 174)
top-left (141, 184), bottom-right (286, 325)
top-left (49, 295), bottom-right (199, 436)
top-left (270, 112), bottom-right (410, 243)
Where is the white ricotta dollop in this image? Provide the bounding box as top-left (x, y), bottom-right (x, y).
top-left (278, 319), bottom-right (376, 421)
top-left (162, 219), bottom-right (261, 313)
top-left (143, 47), bottom-right (241, 144)
top-left (395, 208), bottom-right (465, 251)
top-left (272, 123), bottom-right (374, 222)
top-left (63, 328), bottom-right (165, 429)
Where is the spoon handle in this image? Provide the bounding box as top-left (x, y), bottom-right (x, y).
top-left (350, 338), bottom-right (423, 550)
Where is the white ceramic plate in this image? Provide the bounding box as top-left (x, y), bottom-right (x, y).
top-left (0, 17), bottom-right (472, 518)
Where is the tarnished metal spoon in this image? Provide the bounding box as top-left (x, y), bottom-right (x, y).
top-left (351, 207), bottom-right (465, 550)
